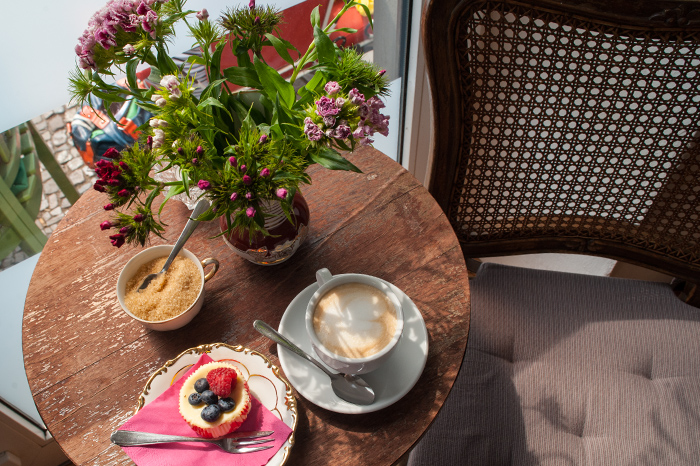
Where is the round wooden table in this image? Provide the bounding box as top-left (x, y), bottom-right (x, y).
top-left (22, 146), bottom-right (470, 466)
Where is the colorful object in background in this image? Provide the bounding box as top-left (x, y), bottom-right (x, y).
top-left (67, 78), bottom-right (151, 169)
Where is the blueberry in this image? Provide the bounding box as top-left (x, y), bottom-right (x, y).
top-left (218, 397), bottom-right (236, 412)
top-left (194, 378), bottom-right (209, 393)
top-left (188, 393), bottom-right (202, 406)
top-left (201, 404), bottom-right (221, 422)
top-left (200, 390), bottom-right (218, 405)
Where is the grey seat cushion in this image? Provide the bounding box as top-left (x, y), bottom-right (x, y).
top-left (408, 262), bottom-right (700, 465)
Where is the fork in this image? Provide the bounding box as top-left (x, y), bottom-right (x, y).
top-left (110, 430), bottom-right (275, 454)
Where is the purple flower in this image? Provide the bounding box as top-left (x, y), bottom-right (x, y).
top-left (258, 134), bottom-right (267, 144)
top-left (245, 192), bottom-right (253, 200)
top-left (196, 145), bottom-right (204, 156)
top-left (254, 16), bottom-right (260, 25)
top-left (94, 182), bottom-right (106, 193)
top-left (378, 69), bottom-right (386, 77)
top-left (323, 116), bottom-right (336, 127)
top-left (100, 221), bottom-right (113, 231)
top-left (95, 28), bottom-right (116, 50)
top-left (246, 206), bottom-right (256, 217)
top-left (119, 226), bottom-right (131, 234)
top-left (177, 147), bottom-right (184, 155)
top-left (367, 95), bottom-right (386, 110)
top-left (230, 192), bottom-right (238, 201)
top-left (228, 156), bottom-right (237, 167)
top-left (333, 123), bottom-right (352, 140)
top-left (249, 0), bottom-right (255, 9)
top-left (304, 117), bottom-right (324, 142)
top-left (348, 88), bottom-right (365, 105)
top-left (133, 214), bottom-right (146, 222)
top-left (109, 234), bottom-right (126, 248)
top-left (136, 1), bottom-right (150, 16)
top-left (276, 188), bottom-right (288, 199)
top-left (146, 135), bottom-right (153, 148)
top-left (335, 97), bottom-right (346, 108)
top-left (260, 168), bottom-right (270, 177)
top-left (196, 8), bottom-right (209, 20)
top-left (315, 96), bottom-right (341, 117)
top-left (123, 44), bottom-right (135, 55)
top-left (142, 10), bottom-right (158, 39)
top-left (324, 81), bottom-right (341, 95)
top-left (198, 180), bottom-right (211, 190)
top-left (240, 164), bottom-right (247, 173)
top-left (242, 174), bottom-right (252, 185)
top-left (191, 158), bottom-right (199, 165)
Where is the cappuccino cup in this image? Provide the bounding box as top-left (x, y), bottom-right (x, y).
top-left (305, 269), bottom-right (404, 375)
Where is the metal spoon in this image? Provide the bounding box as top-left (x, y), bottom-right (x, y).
top-left (253, 320), bottom-right (375, 405)
top-left (137, 198), bottom-right (210, 292)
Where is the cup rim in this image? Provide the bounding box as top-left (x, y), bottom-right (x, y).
top-left (116, 245), bottom-right (205, 324)
top-left (305, 273), bottom-right (404, 364)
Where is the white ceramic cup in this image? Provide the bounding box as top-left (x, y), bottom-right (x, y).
top-left (305, 268), bottom-right (404, 375)
top-left (116, 245), bottom-right (219, 331)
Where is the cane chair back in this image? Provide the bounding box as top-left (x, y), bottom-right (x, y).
top-left (424, 0), bottom-right (700, 283)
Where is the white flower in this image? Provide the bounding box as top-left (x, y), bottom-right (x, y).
top-left (123, 44), bottom-right (135, 55)
top-left (152, 129), bottom-right (165, 149)
top-left (196, 8), bottom-right (209, 21)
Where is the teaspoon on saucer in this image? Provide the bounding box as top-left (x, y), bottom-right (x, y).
top-left (253, 320), bottom-right (376, 405)
top-left (137, 198), bottom-right (210, 292)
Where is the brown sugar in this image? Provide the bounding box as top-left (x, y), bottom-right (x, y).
top-left (124, 256), bottom-right (202, 321)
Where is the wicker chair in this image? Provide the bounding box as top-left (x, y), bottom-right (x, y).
top-left (410, 0), bottom-right (700, 464)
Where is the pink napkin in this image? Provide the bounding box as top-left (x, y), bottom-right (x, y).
top-left (118, 354), bottom-right (293, 466)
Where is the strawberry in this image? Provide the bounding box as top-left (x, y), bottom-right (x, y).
top-left (206, 367), bottom-right (238, 397)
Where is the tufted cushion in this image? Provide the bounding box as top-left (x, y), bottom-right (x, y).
top-left (408, 262), bottom-right (700, 465)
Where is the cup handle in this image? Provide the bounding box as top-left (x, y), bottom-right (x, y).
top-left (316, 268), bottom-right (332, 286)
top-left (201, 258), bottom-right (219, 282)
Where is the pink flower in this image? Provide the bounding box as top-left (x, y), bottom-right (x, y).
top-left (117, 189), bottom-right (130, 197)
top-left (104, 203), bottom-right (115, 211)
top-left (191, 158), bottom-right (199, 165)
top-left (196, 145), bottom-right (204, 156)
top-left (133, 214), bottom-right (145, 222)
top-left (196, 8), bottom-right (209, 20)
top-left (109, 233), bottom-right (126, 248)
top-left (242, 174), bottom-right (252, 185)
top-left (94, 182), bottom-right (106, 193)
top-left (197, 180), bottom-right (211, 190)
top-left (119, 226), bottom-right (131, 234)
top-left (245, 192), bottom-right (253, 200)
top-left (258, 134), bottom-right (268, 144)
top-left (276, 188), bottom-right (288, 199)
top-left (249, 0), bottom-right (255, 8)
top-left (100, 221), bottom-right (113, 231)
top-left (260, 168), bottom-right (270, 177)
top-left (315, 96), bottom-right (341, 117)
top-left (228, 156), bottom-right (237, 166)
top-left (246, 206), bottom-right (256, 217)
top-left (230, 192), bottom-right (238, 201)
top-left (240, 164), bottom-right (247, 173)
top-left (123, 44), bottom-right (135, 55)
top-left (324, 81), bottom-right (341, 95)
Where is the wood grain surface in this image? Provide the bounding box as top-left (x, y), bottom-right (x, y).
top-left (23, 147), bottom-right (470, 466)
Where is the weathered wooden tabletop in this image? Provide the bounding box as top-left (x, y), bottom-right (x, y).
top-left (23, 146), bottom-right (470, 466)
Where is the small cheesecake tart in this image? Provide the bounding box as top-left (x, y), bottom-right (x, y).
top-left (178, 362), bottom-right (251, 438)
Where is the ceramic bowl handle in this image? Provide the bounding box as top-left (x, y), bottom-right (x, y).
top-left (316, 268), bottom-right (332, 286)
top-left (201, 258), bottom-right (219, 282)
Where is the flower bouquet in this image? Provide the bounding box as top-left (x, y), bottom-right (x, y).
top-left (70, 0), bottom-right (389, 250)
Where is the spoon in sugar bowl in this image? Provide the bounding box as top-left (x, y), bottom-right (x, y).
top-left (137, 198), bottom-right (210, 292)
top-left (254, 320), bottom-right (376, 405)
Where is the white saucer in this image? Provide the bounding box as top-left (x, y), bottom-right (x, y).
top-left (278, 276), bottom-right (429, 414)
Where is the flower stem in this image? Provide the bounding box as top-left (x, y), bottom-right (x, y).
top-left (289, 2), bottom-right (353, 85)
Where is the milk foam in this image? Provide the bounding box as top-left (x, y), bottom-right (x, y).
top-left (312, 283), bottom-right (397, 359)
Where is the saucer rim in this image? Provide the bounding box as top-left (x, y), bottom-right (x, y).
top-left (278, 276), bottom-right (429, 414)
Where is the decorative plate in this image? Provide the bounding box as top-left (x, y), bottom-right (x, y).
top-left (135, 343), bottom-right (297, 466)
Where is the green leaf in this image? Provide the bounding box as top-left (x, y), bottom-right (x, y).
top-left (156, 44), bottom-right (178, 75)
top-left (355, 3), bottom-right (374, 29)
top-left (126, 59), bottom-right (139, 93)
top-left (264, 33), bottom-right (296, 65)
top-left (304, 71), bottom-right (325, 93)
top-left (197, 96), bottom-right (227, 111)
top-left (223, 67), bottom-right (262, 88)
top-left (186, 55), bottom-right (207, 65)
top-left (159, 185), bottom-right (186, 215)
top-left (313, 25), bottom-right (336, 65)
top-left (310, 147), bottom-right (362, 172)
top-left (310, 5), bottom-right (321, 27)
top-left (200, 78), bottom-right (228, 101)
top-left (181, 169), bottom-right (190, 194)
top-left (253, 56), bottom-right (296, 108)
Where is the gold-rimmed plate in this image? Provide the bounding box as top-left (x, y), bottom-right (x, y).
top-left (135, 343), bottom-right (297, 466)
